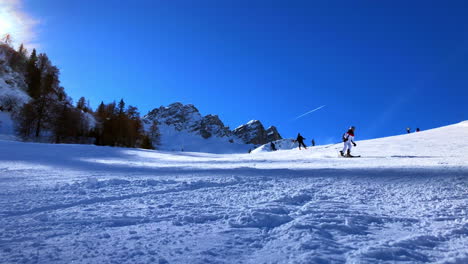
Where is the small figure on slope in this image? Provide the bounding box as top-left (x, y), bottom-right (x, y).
top-left (270, 142), bottom-right (277, 151)
top-left (311, 139), bottom-right (316, 146)
top-left (406, 127), bottom-right (411, 134)
top-left (296, 133), bottom-right (307, 150)
top-left (340, 126), bottom-right (357, 157)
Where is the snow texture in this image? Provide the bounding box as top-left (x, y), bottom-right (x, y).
top-left (0, 121), bottom-right (467, 263)
top-left (0, 60), bottom-right (30, 113)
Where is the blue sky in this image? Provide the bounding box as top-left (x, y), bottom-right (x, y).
top-left (15, 0), bottom-right (468, 144)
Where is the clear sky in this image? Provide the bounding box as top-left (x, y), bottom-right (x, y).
top-left (5, 0), bottom-right (468, 144)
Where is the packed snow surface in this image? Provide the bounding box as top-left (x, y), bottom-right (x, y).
top-left (0, 111), bottom-right (16, 141)
top-left (1, 121), bottom-right (467, 263)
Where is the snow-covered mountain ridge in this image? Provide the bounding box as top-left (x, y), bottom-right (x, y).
top-left (144, 102), bottom-right (282, 152)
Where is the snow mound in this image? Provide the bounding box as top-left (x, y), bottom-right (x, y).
top-left (229, 207), bottom-right (292, 228)
top-left (251, 138), bottom-right (298, 153)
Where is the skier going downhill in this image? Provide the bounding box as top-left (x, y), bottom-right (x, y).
top-left (296, 133), bottom-right (307, 150)
top-left (340, 126), bottom-right (357, 157)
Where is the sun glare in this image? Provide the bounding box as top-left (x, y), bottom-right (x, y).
top-left (0, 9), bottom-right (18, 37)
top-left (0, 1), bottom-right (37, 46)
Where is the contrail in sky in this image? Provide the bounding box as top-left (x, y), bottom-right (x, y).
top-left (294, 105), bottom-right (326, 120)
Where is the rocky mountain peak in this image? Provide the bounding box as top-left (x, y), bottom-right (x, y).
top-left (200, 114), bottom-right (231, 139)
top-left (144, 103), bottom-right (231, 139)
top-left (145, 102), bottom-right (202, 131)
top-left (266, 126), bottom-right (282, 143)
top-left (144, 103), bottom-right (282, 145)
top-left (233, 120), bottom-right (281, 145)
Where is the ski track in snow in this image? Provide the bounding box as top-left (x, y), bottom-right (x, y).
top-left (1, 122), bottom-right (468, 263)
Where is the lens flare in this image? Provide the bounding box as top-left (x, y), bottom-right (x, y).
top-left (0, 0), bottom-right (38, 46)
top-left (0, 5), bottom-right (18, 36)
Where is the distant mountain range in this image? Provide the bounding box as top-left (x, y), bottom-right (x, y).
top-left (143, 103), bottom-right (282, 152)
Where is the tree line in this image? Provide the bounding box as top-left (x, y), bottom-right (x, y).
top-left (1, 35), bottom-right (159, 149)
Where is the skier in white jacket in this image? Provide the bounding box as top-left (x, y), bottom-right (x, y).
top-left (340, 126), bottom-right (357, 157)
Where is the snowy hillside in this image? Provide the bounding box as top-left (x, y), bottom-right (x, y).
top-left (0, 121), bottom-right (467, 263)
top-left (0, 50), bottom-right (30, 112)
top-left (156, 123), bottom-right (252, 154)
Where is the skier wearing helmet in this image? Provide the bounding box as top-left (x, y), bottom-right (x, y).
top-left (340, 126), bottom-right (357, 157)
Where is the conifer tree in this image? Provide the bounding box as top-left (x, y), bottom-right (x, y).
top-left (92, 101), bottom-right (145, 148)
top-left (26, 49), bottom-right (41, 99)
top-left (8, 43), bottom-right (27, 71)
top-left (18, 43), bottom-right (27, 56)
top-left (118, 99), bottom-right (125, 115)
top-left (14, 102), bottom-right (38, 139)
top-left (140, 134), bottom-right (154, 149)
top-left (77, 97), bottom-right (87, 111)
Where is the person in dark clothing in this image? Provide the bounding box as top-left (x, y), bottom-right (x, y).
top-left (416, 128), bottom-right (420, 132)
top-left (296, 133), bottom-right (307, 150)
top-left (270, 142), bottom-right (277, 151)
top-left (406, 127), bottom-right (411, 134)
top-left (311, 139), bottom-right (316, 146)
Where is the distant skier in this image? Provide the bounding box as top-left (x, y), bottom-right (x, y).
top-left (406, 127), bottom-right (411, 134)
top-left (296, 133), bottom-right (307, 150)
top-left (311, 139), bottom-right (316, 146)
top-left (340, 126), bottom-right (357, 157)
top-left (270, 142), bottom-right (277, 151)
top-left (416, 128), bottom-right (420, 132)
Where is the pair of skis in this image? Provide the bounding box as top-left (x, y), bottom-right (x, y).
top-left (339, 151), bottom-right (361, 158)
top-left (340, 155), bottom-right (361, 158)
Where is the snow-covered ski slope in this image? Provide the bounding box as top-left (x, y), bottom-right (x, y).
top-left (0, 121), bottom-right (467, 263)
top-left (156, 123), bottom-right (252, 154)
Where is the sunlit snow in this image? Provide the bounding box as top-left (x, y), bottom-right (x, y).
top-left (0, 121), bottom-right (467, 263)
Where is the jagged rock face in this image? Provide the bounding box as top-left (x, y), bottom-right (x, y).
top-left (144, 103), bottom-right (231, 139)
top-left (144, 103), bottom-right (282, 145)
top-left (200, 114), bottom-right (231, 139)
top-left (233, 120), bottom-right (266, 145)
top-left (266, 126), bottom-right (282, 143)
top-left (145, 103), bottom-right (202, 131)
top-left (233, 121), bottom-right (283, 145)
